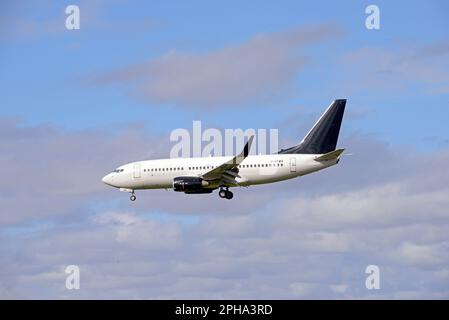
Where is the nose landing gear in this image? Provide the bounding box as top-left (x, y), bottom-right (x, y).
top-left (130, 191), bottom-right (136, 201)
top-left (218, 187), bottom-right (233, 200)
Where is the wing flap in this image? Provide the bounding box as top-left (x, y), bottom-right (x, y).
top-left (221, 174), bottom-right (238, 186)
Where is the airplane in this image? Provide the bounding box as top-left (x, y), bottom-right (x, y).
top-left (102, 99), bottom-right (346, 201)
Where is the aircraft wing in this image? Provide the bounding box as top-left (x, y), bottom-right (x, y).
top-left (201, 136), bottom-right (254, 185)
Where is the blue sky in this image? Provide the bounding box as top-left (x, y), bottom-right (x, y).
top-left (1, 1), bottom-right (449, 299)
top-left (1, 0), bottom-right (448, 147)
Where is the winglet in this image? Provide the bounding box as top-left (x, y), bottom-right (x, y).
top-left (243, 135), bottom-right (254, 158)
top-left (235, 135), bottom-right (254, 163)
top-left (201, 136), bottom-right (254, 181)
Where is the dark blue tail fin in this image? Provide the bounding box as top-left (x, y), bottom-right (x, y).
top-left (278, 99), bottom-right (346, 154)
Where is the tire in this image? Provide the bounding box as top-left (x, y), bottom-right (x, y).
top-left (219, 190), bottom-right (227, 198)
top-left (130, 195), bottom-right (136, 201)
top-left (225, 191), bottom-right (233, 200)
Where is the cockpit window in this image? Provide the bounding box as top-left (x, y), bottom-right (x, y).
top-left (112, 169), bottom-right (124, 173)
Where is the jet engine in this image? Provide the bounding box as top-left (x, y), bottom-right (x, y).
top-left (173, 177), bottom-right (212, 194)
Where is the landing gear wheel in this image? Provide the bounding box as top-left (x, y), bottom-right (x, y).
top-left (130, 194), bottom-right (136, 201)
top-left (219, 189), bottom-right (227, 198)
top-left (219, 187), bottom-right (233, 200)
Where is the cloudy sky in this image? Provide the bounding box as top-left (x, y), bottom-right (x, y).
top-left (1, 0), bottom-right (449, 299)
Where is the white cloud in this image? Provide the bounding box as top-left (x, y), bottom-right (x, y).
top-left (396, 242), bottom-right (449, 267)
top-left (93, 211), bottom-right (182, 248)
top-left (274, 183), bottom-right (449, 231)
top-left (330, 283), bottom-right (349, 294)
top-left (0, 118), bottom-right (168, 225)
top-left (94, 24), bottom-right (340, 108)
top-left (339, 41), bottom-right (449, 95)
top-left (1, 119), bottom-right (449, 299)
top-left (290, 282), bottom-right (313, 297)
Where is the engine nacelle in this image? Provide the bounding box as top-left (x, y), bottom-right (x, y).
top-left (173, 176), bottom-right (210, 193)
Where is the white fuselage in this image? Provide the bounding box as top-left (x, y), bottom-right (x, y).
top-left (102, 153), bottom-right (338, 191)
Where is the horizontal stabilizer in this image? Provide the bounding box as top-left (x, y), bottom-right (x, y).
top-left (315, 148), bottom-right (345, 161)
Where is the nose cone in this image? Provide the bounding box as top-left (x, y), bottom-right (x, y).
top-left (102, 173), bottom-right (114, 186)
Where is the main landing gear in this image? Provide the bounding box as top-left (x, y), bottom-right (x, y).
top-left (218, 187), bottom-right (233, 200)
top-left (130, 190), bottom-right (136, 201)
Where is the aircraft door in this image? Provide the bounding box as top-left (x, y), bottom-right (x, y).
top-left (290, 157), bottom-right (296, 173)
top-left (133, 163), bottom-right (141, 179)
